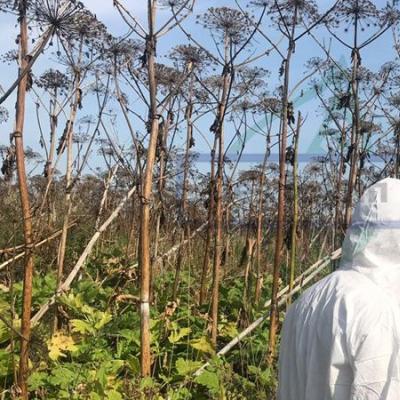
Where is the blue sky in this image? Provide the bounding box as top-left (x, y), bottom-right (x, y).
top-left (0, 1), bottom-right (397, 174)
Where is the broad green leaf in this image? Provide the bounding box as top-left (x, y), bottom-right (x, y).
top-left (48, 366), bottom-right (76, 388)
top-left (107, 390), bottom-right (123, 400)
top-left (96, 365), bottom-right (107, 390)
top-left (0, 350), bottom-right (17, 379)
top-left (190, 337), bottom-right (215, 355)
top-left (0, 297), bottom-right (10, 313)
top-left (127, 357), bottom-right (140, 374)
top-left (195, 370), bottom-right (220, 394)
top-left (0, 318), bottom-right (20, 345)
top-left (71, 319), bottom-right (94, 335)
top-left (219, 322), bottom-right (238, 339)
top-left (248, 365), bottom-right (261, 375)
top-left (58, 389), bottom-right (72, 399)
top-left (82, 304), bottom-right (96, 317)
top-left (175, 358), bottom-right (203, 376)
top-left (104, 359), bottom-right (124, 374)
top-left (94, 311), bottom-right (112, 330)
top-left (60, 292), bottom-right (84, 313)
top-left (168, 327), bottom-right (191, 344)
top-left (248, 365), bottom-right (273, 386)
top-left (47, 332), bottom-right (78, 361)
top-left (140, 376), bottom-right (156, 390)
top-left (167, 387), bottom-right (192, 400)
top-left (119, 329), bottom-right (135, 341)
top-left (28, 371), bottom-right (47, 391)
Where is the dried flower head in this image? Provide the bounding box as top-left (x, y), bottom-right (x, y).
top-left (320, 127), bottom-right (340, 137)
top-left (197, 7), bottom-right (252, 45)
top-left (356, 66), bottom-right (375, 84)
top-left (32, 1), bottom-right (107, 46)
top-left (379, 61), bottom-right (399, 77)
top-left (330, 0), bottom-right (379, 31)
top-left (0, 0), bottom-right (10, 12)
top-left (389, 95), bottom-right (400, 108)
top-left (1, 145), bottom-right (16, 182)
top-left (233, 98), bottom-right (257, 113)
top-left (191, 87), bottom-right (211, 106)
top-left (239, 169), bottom-right (261, 182)
top-left (157, 0), bottom-right (192, 9)
top-left (203, 75), bottom-right (224, 92)
top-left (305, 57), bottom-right (328, 71)
top-left (25, 146), bottom-right (42, 161)
top-left (257, 96), bottom-right (282, 114)
top-left (155, 63), bottom-right (184, 94)
top-left (0, 106), bottom-right (9, 124)
top-left (252, 0), bottom-right (319, 26)
top-left (235, 66), bottom-right (269, 95)
top-left (73, 133), bottom-right (90, 144)
top-left (230, 68), bottom-right (267, 101)
top-left (239, 66), bottom-right (269, 82)
top-left (36, 69), bottom-right (70, 92)
top-left (32, 0), bottom-right (84, 30)
top-left (392, 119), bottom-right (400, 136)
top-left (381, 4), bottom-right (400, 26)
top-left (79, 115), bottom-right (95, 125)
top-left (104, 36), bottom-right (143, 67)
top-left (96, 138), bottom-right (115, 157)
top-left (1, 50), bottom-right (18, 65)
top-left (170, 44), bottom-right (213, 71)
top-left (360, 120), bottom-right (380, 135)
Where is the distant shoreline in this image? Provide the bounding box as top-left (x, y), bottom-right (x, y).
top-left (186, 153), bottom-right (344, 163)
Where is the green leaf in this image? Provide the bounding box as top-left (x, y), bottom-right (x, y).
top-left (104, 359), bottom-right (124, 374)
top-left (167, 387), bottom-right (192, 400)
top-left (0, 349), bottom-right (17, 379)
top-left (48, 366), bottom-right (76, 389)
top-left (140, 377), bottom-right (156, 390)
top-left (81, 304), bottom-right (95, 316)
top-left (175, 358), bottom-right (203, 376)
top-left (60, 292), bottom-right (84, 313)
top-left (47, 332), bottom-right (78, 361)
top-left (96, 365), bottom-right (108, 390)
top-left (71, 319), bottom-right (94, 335)
top-left (190, 337), bottom-right (215, 355)
top-left (94, 311), bottom-right (112, 330)
top-left (248, 365), bottom-right (273, 386)
top-left (219, 321), bottom-right (238, 339)
top-left (0, 318), bottom-right (20, 345)
top-left (107, 390), bottom-right (123, 400)
top-left (168, 327), bottom-right (191, 344)
top-left (195, 370), bottom-right (220, 394)
top-left (28, 371), bottom-right (48, 391)
top-left (127, 357), bottom-right (140, 374)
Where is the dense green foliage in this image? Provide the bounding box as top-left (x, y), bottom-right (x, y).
top-left (0, 244), bottom-right (281, 399)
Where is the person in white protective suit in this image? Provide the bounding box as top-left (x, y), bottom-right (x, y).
top-left (278, 177), bottom-right (400, 400)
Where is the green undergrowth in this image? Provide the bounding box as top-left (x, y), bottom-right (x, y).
top-left (0, 246), bottom-right (284, 399)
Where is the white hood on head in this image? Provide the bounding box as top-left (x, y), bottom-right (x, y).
top-left (340, 177), bottom-right (400, 295)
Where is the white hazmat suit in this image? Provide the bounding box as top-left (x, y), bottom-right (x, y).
top-left (278, 178), bottom-right (400, 400)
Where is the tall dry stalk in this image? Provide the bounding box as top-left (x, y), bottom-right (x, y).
top-left (14, 1), bottom-right (34, 397)
top-left (287, 112), bottom-right (301, 305)
top-left (267, 35), bottom-right (294, 363)
top-left (54, 67), bottom-right (82, 329)
top-left (139, 0), bottom-right (160, 377)
top-left (210, 54), bottom-right (231, 346)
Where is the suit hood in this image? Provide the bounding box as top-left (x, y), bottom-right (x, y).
top-left (340, 177), bottom-right (400, 295)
